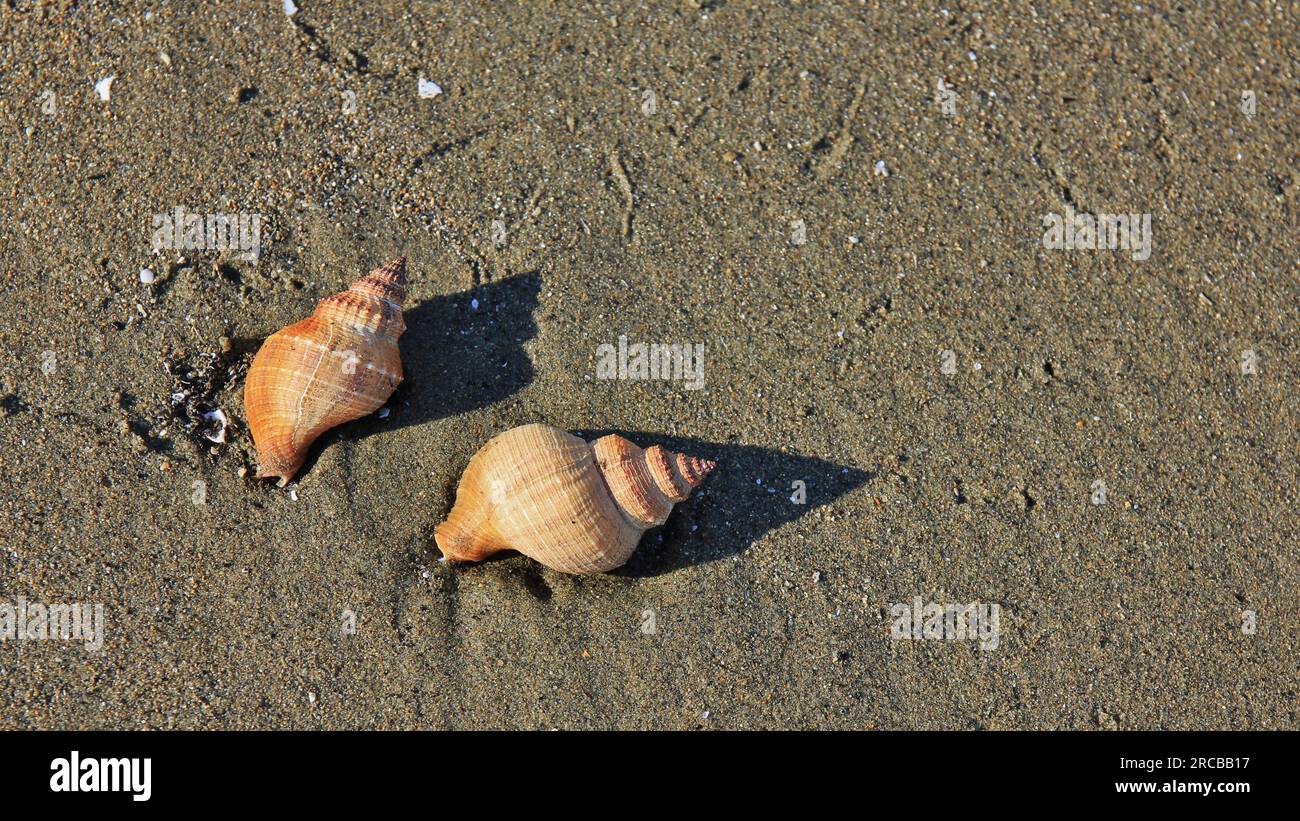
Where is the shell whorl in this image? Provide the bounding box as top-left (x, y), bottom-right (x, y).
top-left (244, 257), bottom-right (408, 486)
top-left (592, 435), bottom-right (716, 528)
top-left (348, 255), bottom-right (407, 305)
top-left (316, 256), bottom-right (407, 339)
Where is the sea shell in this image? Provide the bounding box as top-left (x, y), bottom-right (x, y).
top-left (244, 256), bottom-right (407, 485)
top-left (434, 423), bottom-right (716, 574)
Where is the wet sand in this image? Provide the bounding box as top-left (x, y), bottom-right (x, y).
top-left (0, 1), bottom-right (1296, 728)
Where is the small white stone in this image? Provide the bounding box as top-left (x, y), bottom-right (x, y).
top-left (418, 78), bottom-right (443, 99)
top-left (874, 159), bottom-right (889, 177)
top-left (283, 0), bottom-right (298, 16)
top-left (94, 75), bottom-right (115, 102)
top-left (377, 407), bottom-right (390, 419)
top-left (470, 298), bottom-right (479, 310)
top-left (139, 267), bottom-right (155, 284)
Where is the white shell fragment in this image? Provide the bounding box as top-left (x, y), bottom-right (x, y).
top-left (95, 76), bottom-right (115, 102)
top-left (418, 78), bottom-right (443, 99)
top-left (200, 409), bottom-right (229, 444)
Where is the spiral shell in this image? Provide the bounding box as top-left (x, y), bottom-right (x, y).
top-left (244, 257), bottom-right (407, 485)
top-left (434, 424), bottom-right (716, 574)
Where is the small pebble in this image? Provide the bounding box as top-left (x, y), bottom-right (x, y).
top-left (418, 78), bottom-right (443, 99)
top-left (139, 267), bottom-right (155, 284)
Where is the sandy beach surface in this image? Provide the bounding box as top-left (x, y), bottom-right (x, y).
top-left (0, 1), bottom-right (1296, 729)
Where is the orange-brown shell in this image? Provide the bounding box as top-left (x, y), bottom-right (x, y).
top-left (434, 423), bottom-right (716, 574)
top-left (244, 257), bottom-right (408, 485)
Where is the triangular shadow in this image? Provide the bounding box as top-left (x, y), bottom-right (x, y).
top-left (369, 270), bottom-right (541, 436)
top-left (535, 430), bottom-right (873, 577)
top-left (247, 272), bottom-right (538, 485)
top-left (287, 272), bottom-right (540, 479)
